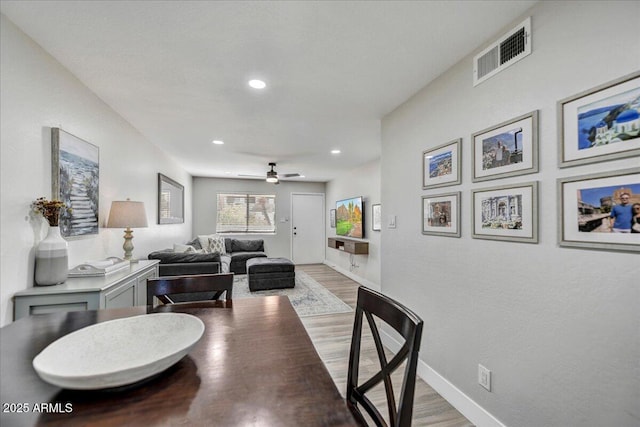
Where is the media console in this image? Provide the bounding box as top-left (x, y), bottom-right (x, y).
top-left (327, 237), bottom-right (368, 255)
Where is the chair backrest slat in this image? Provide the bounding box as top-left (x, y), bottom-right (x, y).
top-left (147, 273), bottom-right (234, 307)
top-left (347, 286), bottom-right (423, 427)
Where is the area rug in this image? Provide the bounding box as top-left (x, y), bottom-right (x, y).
top-left (233, 271), bottom-right (352, 317)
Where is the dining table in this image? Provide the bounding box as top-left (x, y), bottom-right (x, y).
top-left (0, 296), bottom-right (360, 426)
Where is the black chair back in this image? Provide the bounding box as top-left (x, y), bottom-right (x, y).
top-left (346, 286), bottom-right (423, 427)
top-left (147, 273), bottom-right (234, 306)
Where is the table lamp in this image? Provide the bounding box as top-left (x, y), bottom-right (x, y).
top-left (107, 199), bottom-right (148, 260)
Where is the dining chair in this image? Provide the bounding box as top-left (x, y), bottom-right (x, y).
top-left (346, 286), bottom-right (424, 427)
top-left (147, 273), bottom-right (234, 306)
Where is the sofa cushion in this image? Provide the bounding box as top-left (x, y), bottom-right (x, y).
top-left (231, 239), bottom-right (264, 253)
top-left (230, 251), bottom-right (267, 264)
top-left (246, 257), bottom-right (295, 274)
top-left (148, 250), bottom-right (221, 264)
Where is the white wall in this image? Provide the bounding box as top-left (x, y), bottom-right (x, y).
top-left (326, 159), bottom-right (381, 290)
top-left (0, 15), bottom-right (193, 326)
top-left (382, 2), bottom-right (639, 427)
top-left (192, 177), bottom-right (326, 258)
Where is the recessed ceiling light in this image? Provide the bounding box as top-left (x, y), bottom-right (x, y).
top-left (212, 140), bottom-right (224, 145)
top-left (248, 79), bottom-right (266, 89)
top-left (331, 149), bottom-right (341, 154)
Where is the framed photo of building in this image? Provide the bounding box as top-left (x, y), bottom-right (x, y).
top-left (472, 182), bottom-right (538, 243)
top-left (558, 71), bottom-right (640, 168)
top-left (423, 138), bottom-right (461, 189)
top-left (51, 128), bottom-right (99, 237)
top-left (158, 173), bottom-right (184, 224)
top-left (557, 168), bottom-right (640, 252)
top-left (372, 204), bottom-right (381, 231)
top-left (422, 192), bottom-right (460, 237)
top-left (472, 111), bottom-right (538, 182)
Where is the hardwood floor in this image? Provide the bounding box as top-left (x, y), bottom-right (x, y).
top-left (297, 264), bottom-right (474, 427)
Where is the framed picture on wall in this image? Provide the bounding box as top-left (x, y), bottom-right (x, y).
top-left (158, 173), bottom-right (184, 224)
top-left (372, 204), bottom-right (381, 231)
top-left (472, 111), bottom-right (538, 182)
top-left (472, 181), bottom-right (538, 243)
top-left (558, 71), bottom-right (640, 168)
top-left (330, 209), bottom-right (336, 228)
top-left (51, 128), bottom-right (99, 237)
top-left (557, 168), bottom-right (640, 252)
top-left (422, 192), bottom-right (460, 237)
top-left (422, 138), bottom-right (461, 189)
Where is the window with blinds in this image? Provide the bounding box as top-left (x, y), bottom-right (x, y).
top-left (216, 193), bottom-right (276, 233)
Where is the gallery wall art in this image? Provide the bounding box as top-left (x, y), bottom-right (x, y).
top-left (472, 182), bottom-right (538, 243)
top-left (557, 168), bottom-right (640, 252)
top-left (472, 111), bottom-right (538, 182)
top-left (558, 71), bottom-right (640, 168)
top-left (422, 138), bottom-right (461, 189)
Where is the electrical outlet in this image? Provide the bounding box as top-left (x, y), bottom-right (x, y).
top-left (478, 364), bottom-right (491, 391)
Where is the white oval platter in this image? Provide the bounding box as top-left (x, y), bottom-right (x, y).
top-left (33, 313), bottom-right (205, 390)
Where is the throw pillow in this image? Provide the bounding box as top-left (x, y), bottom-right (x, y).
top-left (173, 243), bottom-right (196, 253)
top-left (186, 237), bottom-right (203, 250)
top-left (197, 234), bottom-right (218, 253)
top-left (208, 236), bottom-right (226, 254)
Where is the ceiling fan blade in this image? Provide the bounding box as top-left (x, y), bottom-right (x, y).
top-left (238, 174), bottom-right (265, 178)
top-left (281, 173), bottom-right (300, 178)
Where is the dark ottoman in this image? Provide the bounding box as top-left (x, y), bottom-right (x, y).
top-left (247, 258), bottom-right (295, 291)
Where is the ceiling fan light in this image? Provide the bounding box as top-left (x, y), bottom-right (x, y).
top-left (266, 176), bottom-right (278, 183)
top-left (249, 79), bottom-right (266, 89)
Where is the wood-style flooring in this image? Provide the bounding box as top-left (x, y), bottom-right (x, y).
top-left (297, 264), bottom-right (474, 427)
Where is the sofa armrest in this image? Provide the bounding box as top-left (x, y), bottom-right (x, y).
top-left (158, 262), bottom-right (220, 277)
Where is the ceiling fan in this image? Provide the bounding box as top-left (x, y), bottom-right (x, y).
top-left (238, 162), bottom-right (301, 184)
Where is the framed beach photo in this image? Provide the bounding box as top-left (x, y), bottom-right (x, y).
top-left (558, 71), bottom-right (640, 168)
top-left (472, 182), bottom-right (538, 243)
top-left (158, 173), bottom-right (184, 224)
top-left (422, 138), bottom-right (461, 189)
top-left (330, 209), bottom-right (336, 228)
top-left (557, 168), bottom-right (640, 252)
top-left (51, 128), bottom-right (99, 237)
top-left (472, 111), bottom-right (538, 182)
top-left (422, 192), bottom-right (460, 237)
top-left (372, 204), bottom-right (381, 231)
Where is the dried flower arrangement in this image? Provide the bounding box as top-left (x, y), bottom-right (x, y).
top-left (31, 197), bottom-right (70, 226)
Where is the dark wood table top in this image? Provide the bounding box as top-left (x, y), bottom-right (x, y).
top-left (0, 297), bottom-right (359, 427)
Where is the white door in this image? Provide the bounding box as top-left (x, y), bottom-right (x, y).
top-left (291, 193), bottom-right (325, 264)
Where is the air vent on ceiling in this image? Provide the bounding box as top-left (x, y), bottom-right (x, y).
top-left (473, 17), bottom-right (531, 87)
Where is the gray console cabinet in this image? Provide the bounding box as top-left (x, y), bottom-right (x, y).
top-left (13, 260), bottom-right (159, 320)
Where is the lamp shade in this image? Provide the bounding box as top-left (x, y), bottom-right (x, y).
top-left (107, 200), bottom-right (148, 228)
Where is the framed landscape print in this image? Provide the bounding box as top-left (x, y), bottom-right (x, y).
top-left (472, 182), bottom-right (538, 243)
top-left (372, 204), bottom-right (381, 231)
top-left (51, 128), bottom-right (99, 237)
top-left (422, 138), bottom-right (461, 189)
top-left (158, 173), bottom-right (184, 224)
top-left (422, 192), bottom-right (460, 237)
top-left (557, 168), bottom-right (640, 252)
top-left (558, 71), bottom-right (640, 168)
top-left (472, 111), bottom-right (538, 182)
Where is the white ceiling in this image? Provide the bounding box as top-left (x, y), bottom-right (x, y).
top-left (1, 0), bottom-right (537, 182)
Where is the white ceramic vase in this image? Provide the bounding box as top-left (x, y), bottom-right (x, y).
top-left (35, 226), bottom-right (69, 286)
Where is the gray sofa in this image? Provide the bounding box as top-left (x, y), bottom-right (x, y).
top-left (148, 237), bottom-right (266, 276)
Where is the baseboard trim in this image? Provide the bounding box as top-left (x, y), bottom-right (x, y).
top-left (380, 330), bottom-right (506, 427)
top-left (323, 260), bottom-right (380, 291)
